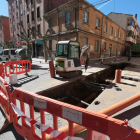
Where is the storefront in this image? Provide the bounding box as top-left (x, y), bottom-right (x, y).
top-left (33, 40), bottom-right (44, 58)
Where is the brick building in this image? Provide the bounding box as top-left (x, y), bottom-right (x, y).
top-left (107, 13), bottom-right (139, 51)
top-left (6, 0), bottom-right (71, 58)
top-left (44, 0), bottom-right (126, 59)
top-left (0, 16), bottom-right (10, 49)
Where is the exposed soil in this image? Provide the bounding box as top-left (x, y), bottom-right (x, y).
top-left (36, 63), bottom-right (129, 108)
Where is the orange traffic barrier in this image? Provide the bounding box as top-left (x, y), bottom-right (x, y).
top-left (46, 93), bottom-right (140, 139)
top-left (0, 77), bottom-right (13, 123)
top-left (115, 69), bottom-right (122, 83)
top-left (10, 88), bottom-right (140, 140)
top-left (4, 60), bottom-right (31, 77)
top-left (0, 63), bottom-right (5, 79)
top-left (49, 61), bottom-right (55, 78)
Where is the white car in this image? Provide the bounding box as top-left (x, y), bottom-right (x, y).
top-left (0, 49), bottom-right (17, 61)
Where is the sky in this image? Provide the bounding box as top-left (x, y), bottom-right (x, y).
top-left (0, 0), bottom-right (140, 25)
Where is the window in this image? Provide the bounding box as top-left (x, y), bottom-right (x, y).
top-left (83, 38), bottom-right (88, 46)
top-left (65, 12), bottom-right (70, 24)
top-left (37, 24), bottom-right (40, 34)
top-left (96, 18), bottom-right (100, 27)
top-left (49, 40), bottom-right (52, 50)
top-left (32, 11), bottom-right (34, 21)
top-left (83, 11), bottom-right (88, 24)
top-left (26, 0), bottom-right (29, 8)
top-left (16, 12), bottom-right (18, 19)
top-left (28, 29), bottom-right (30, 37)
top-left (57, 44), bottom-right (68, 56)
top-left (69, 45), bottom-right (79, 58)
top-left (119, 31), bottom-right (121, 38)
top-left (11, 50), bottom-right (16, 55)
top-left (27, 15), bottom-right (29, 23)
top-left (123, 34), bottom-right (124, 40)
top-left (31, 0), bottom-right (33, 5)
top-left (49, 19), bottom-right (52, 29)
top-left (16, 0), bottom-right (18, 7)
top-left (20, 8), bottom-right (23, 15)
top-left (104, 23), bottom-right (107, 33)
top-left (103, 42), bottom-right (106, 52)
top-left (20, 21), bottom-right (23, 26)
top-left (115, 29), bottom-right (117, 37)
top-left (95, 40), bottom-right (99, 52)
top-left (37, 7), bottom-right (40, 18)
top-left (4, 50), bottom-right (9, 55)
top-left (110, 26), bottom-right (113, 35)
top-left (128, 20), bottom-right (135, 27)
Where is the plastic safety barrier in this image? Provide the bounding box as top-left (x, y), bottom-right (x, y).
top-left (0, 77), bottom-right (13, 123)
top-left (0, 63), bottom-right (5, 79)
top-left (11, 88), bottom-right (140, 140)
top-left (5, 60), bottom-right (31, 77)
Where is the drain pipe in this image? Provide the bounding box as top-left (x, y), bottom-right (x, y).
top-left (45, 93), bottom-right (140, 139)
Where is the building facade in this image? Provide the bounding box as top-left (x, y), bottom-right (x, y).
top-left (44, 0), bottom-right (126, 59)
top-left (0, 16), bottom-right (10, 49)
top-left (137, 28), bottom-right (140, 44)
top-left (107, 13), bottom-right (139, 51)
top-left (6, 0), bottom-right (71, 58)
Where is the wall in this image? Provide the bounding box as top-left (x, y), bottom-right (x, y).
top-left (0, 16), bottom-right (10, 43)
top-left (44, 0), bottom-right (126, 59)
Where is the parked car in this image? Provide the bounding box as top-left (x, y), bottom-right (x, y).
top-left (0, 49), bottom-right (17, 61)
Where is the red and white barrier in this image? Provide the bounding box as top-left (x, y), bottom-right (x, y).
top-left (0, 91), bottom-right (83, 140)
top-left (5, 60), bottom-right (31, 77)
top-left (0, 77), bottom-right (13, 123)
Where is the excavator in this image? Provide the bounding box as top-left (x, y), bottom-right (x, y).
top-left (55, 40), bottom-right (90, 78)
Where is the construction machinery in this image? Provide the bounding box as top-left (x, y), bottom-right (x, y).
top-left (55, 40), bottom-right (90, 78)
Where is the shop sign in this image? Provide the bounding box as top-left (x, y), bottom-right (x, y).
top-left (35, 40), bottom-right (44, 44)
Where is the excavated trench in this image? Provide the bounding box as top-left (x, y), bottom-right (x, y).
top-left (36, 63), bottom-right (129, 108)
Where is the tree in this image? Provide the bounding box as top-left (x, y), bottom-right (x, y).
top-left (17, 21), bottom-right (34, 59)
top-left (28, 26), bottom-right (50, 62)
top-left (17, 21), bottom-right (52, 62)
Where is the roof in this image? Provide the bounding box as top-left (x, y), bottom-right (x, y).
top-left (108, 12), bottom-right (133, 17)
top-left (108, 12), bottom-right (139, 27)
top-left (58, 41), bottom-right (71, 44)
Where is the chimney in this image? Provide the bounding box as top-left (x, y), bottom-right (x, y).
top-left (135, 14), bottom-right (137, 20)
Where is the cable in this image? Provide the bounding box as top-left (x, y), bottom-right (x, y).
top-left (98, 0), bottom-right (112, 9)
top-left (80, 0), bottom-right (111, 10)
top-left (120, 121), bottom-right (133, 139)
top-left (92, 0), bottom-right (107, 5)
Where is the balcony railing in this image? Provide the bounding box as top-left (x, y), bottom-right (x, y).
top-left (127, 26), bottom-right (134, 32)
top-left (126, 37), bottom-right (137, 44)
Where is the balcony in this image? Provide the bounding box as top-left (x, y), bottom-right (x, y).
top-left (127, 26), bottom-right (134, 32)
top-left (134, 30), bottom-right (138, 36)
top-left (126, 37), bottom-right (136, 44)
